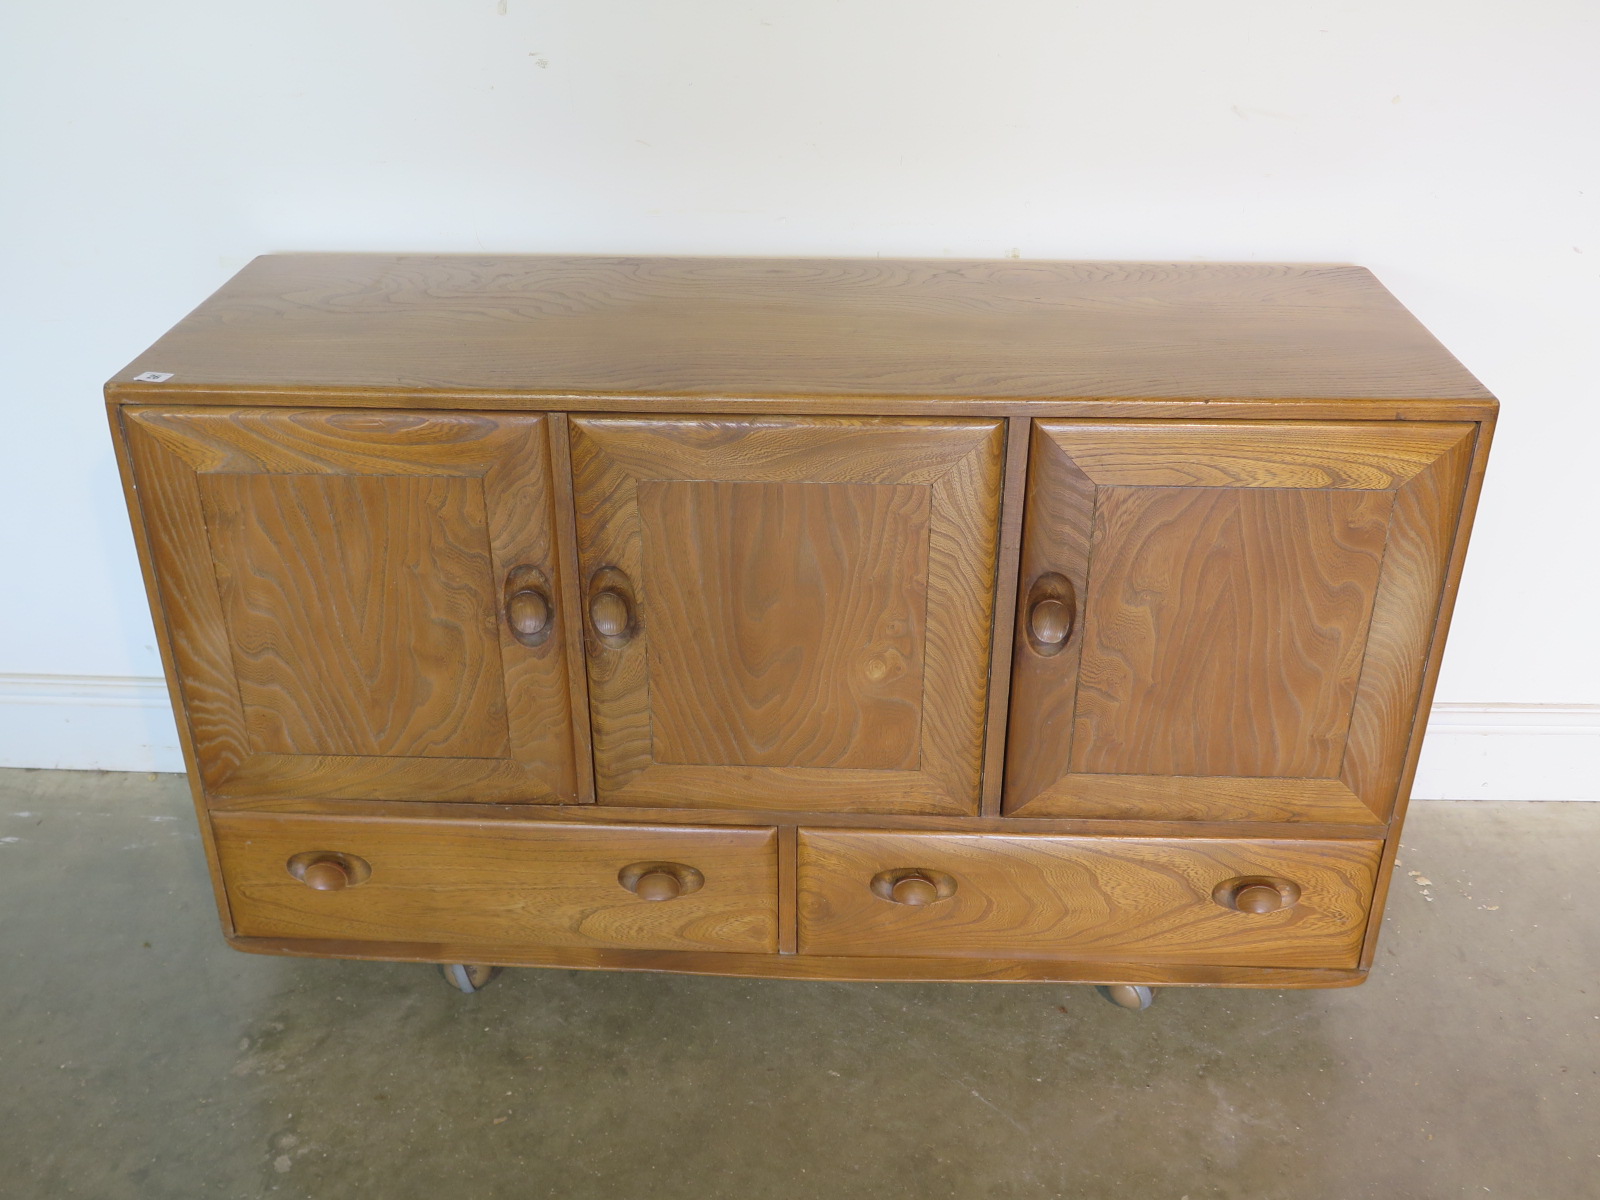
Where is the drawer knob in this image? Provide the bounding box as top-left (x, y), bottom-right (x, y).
top-left (619, 861), bottom-right (704, 900)
top-left (1024, 573), bottom-right (1077, 656)
top-left (891, 875), bottom-right (939, 906)
top-left (588, 568), bottom-right (637, 643)
top-left (503, 565), bottom-right (555, 647)
top-left (871, 868), bottom-right (957, 905)
top-left (303, 859), bottom-right (350, 891)
top-left (634, 870), bottom-right (682, 902)
top-left (590, 590), bottom-right (631, 638)
top-left (1028, 597), bottom-right (1073, 646)
top-left (287, 851), bottom-right (372, 891)
top-left (506, 588), bottom-right (551, 641)
top-left (1235, 884), bottom-right (1285, 913)
top-left (1214, 876), bottom-right (1301, 913)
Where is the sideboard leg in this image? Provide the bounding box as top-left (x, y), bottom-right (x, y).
top-left (440, 964), bottom-right (502, 994)
top-left (1097, 984), bottom-right (1156, 1011)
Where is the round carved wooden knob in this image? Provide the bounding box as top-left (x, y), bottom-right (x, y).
top-left (633, 870), bottom-right (683, 901)
top-left (301, 858), bottom-right (350, 892)
top-left (590, 590), bottom-right (631, 638)
top-left (1234, 884), bottom-right (1286, 914)
top-left (506, 588), bottom-right (551, 639)
top-left (1214, 876), bottom-right (1299, 913)
top-left (890, 875), bottom-right (940, 906)
top-left (619, 861), bottom-right (703, 899)
top-left (1028, 597), bottom-right (1073, 646)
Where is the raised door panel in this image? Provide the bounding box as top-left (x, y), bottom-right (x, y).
top-left (124, 407), bottom-right (577, 803)
top-left (570, 416), bottom-right (1005, 815)
top-left (1005, 421), bottom-right (1475, 824)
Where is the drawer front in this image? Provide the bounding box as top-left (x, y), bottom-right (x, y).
top-left (215, 815), bottom-right (779, 953)
top-left (798, 831), bottom-right (1382, 968)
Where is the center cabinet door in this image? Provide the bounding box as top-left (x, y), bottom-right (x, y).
top-left (568, 416), bottom-right (1005, 815)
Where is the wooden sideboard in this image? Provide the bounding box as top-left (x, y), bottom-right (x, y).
top-left (108, 255), bottom-right (1494, 1006)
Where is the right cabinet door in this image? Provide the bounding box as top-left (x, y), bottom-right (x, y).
top-left (1005, 421), bottom-right (1476, 825)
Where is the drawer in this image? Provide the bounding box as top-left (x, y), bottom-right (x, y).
top-left (797, 831), bottom-right (1382, 968)
top-left (214, 814), bottom-right (779, 954)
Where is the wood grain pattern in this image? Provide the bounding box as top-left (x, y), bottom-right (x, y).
top-left (546, 412), bottom-right (597, 803)
top-left (1047, 422), bottom-right (1472, 489)
top-left (229, 934), bottom-right (1371, 988)
top-left (569, 415), bottom-right (1002, 815)
top-left (124, 407), bottom-right (576, 803)
top-left (1006, 420), bottom-right (1475, 825)
top-left (797, 831), bottom-right (1381, 967)
top-left (213, 813), bottom-right (778, 953)
top-left (200, 472), bottom-right (508, 759)
top-left (105, 255), bottom-right (1496, 992)
top-left (639, 479), bottom-right (928, 770)
top-left (206, 791), bottom-right (1391, 843)
top-left (107, 403), bottom-right (239, 936)
top-left (1003, 425), bottom-right (1098, 811)
top-left (1340, 426), bottom-right (1476, 817)
top-left (1032, 776), bottom-right (1382, 826)
top-left (1071, 486), bottom-right (1391, 778)
top-left (1358, 417), bottom-right (1493, 967)
top-left (979, 418), bottom-right (1032, 816)
top-left (777, 826), bottom-right (798, 955)
top-left (111, 256), bottom-right (1492, 405)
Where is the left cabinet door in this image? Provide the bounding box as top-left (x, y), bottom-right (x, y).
top-left (123, 408), bottom-right (578, 804)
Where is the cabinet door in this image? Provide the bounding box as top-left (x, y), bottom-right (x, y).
top-left (1005, 421), bottom-right (1476, 824)
top-left (570, 416), bottom-right (1004, 814)
top-left (125, 408), bottom-right (577, 803)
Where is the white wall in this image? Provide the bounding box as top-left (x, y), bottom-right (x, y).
top-left (2, 1), bottom-right (1596, 795)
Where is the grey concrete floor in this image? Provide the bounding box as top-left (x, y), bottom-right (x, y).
top-left (1, 770), bottom-right (1596, 1199)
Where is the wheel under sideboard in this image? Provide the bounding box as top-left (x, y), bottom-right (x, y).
top-left (107, 254), bottom-right (1495, 1009)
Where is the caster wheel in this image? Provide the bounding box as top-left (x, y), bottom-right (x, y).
top-left (1097, 984), bottom-right (1155, 1011)
top-left (441, 963), bottom-right (501, 993)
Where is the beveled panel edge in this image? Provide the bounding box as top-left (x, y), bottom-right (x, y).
top-left (208, 808), bottom-right (782, 841)
top-left (1036, 420), bottom-right (1478, 490)
top-left (596, 767), bottom-right (977, 818)
top-left (206, 752), bottom-right (569, 805)
top-left (545, 413), bottom-right (597, 803)
top-left (1004, 775), bottom-right (1385, 827)
top-left (978, 418), bottom-right (1033, 816)
top-left (1358, 415), bottom-right (1496, 970)
top-left (109, 400), bottom-right (240, 939)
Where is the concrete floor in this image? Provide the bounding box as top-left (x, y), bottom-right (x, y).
top-left (1, 771), bottom-right (1595, 1200)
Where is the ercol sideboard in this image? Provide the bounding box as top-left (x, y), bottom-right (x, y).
top-left (108, 255), bottom-right (1493, 1008)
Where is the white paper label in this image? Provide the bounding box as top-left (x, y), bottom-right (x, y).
top-left (133, 371), bottom-right (174, 383)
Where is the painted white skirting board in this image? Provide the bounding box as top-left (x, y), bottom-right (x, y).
top-left (0, 675), bottom-right (1595, 800)
top-left (0, 674), bottom-right (184, 774)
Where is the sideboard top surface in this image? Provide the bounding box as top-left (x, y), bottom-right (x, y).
top-left (108, 255), bottom-right (1493, 410)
